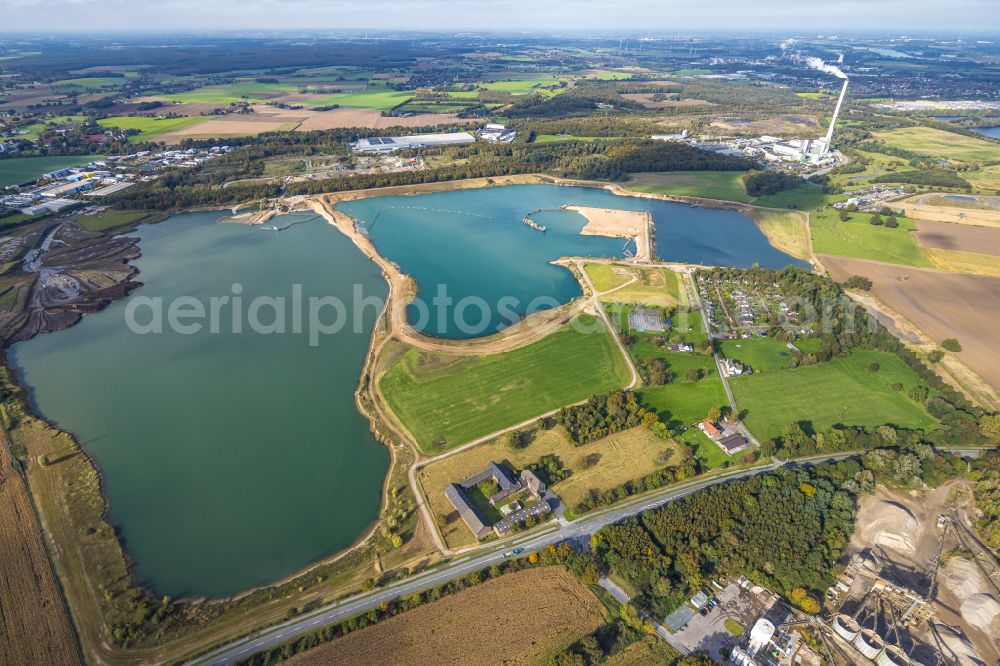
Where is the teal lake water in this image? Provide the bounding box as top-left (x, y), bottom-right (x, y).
top-left (10, 211), bottom-right (390, 598)
top-left (337, 184), bottom-right (807, 338)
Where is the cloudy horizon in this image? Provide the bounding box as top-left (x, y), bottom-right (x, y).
top-left (1, 0), bottom-right (999, 33)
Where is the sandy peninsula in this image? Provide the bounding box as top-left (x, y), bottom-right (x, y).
top-left (565, 205), bottom-right (652, 261)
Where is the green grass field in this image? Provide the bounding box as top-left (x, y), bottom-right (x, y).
top-left (876, 127), bottom-right (1000, 162)
top-left (158, 81), bottom-right (300, 104)
top-left (720, 337), bottom-right (797, 373)
top-left (754, 183), bottom-right (828, 210)
top-left (96, 116), bottom-right (208, 142)
top-left (964, 164), bottom-right (1000, 192)
top-left (625, 171), bottom-right (753, 203)
top-left (731, 349), bottom-right (937, 442)
top-left (379, 315), bottom-right (631, 453)
top-left (0, 213), bottom-right (38, 228)
top-left (810, 208), bottom-right (932, 267)
top-left (630, 343), bottom-right (717, 380)
top-left (0, 155), bottom-right (100, 187)
top-left (302, 89), bottom-right (413, 109)
top-left (679, 429), bottom-right (734, 469)
top-left (792, 337), bottom-right (824, 354)
top-left (585, 263), bottom-right (632, 291)
top-left (639, 377), bottom-right (729, 428)
top-left (53, 77), bottom-right (130, 90)
top-left (75, 210), bottom-right (151, 232)
top-left (589, 264), bottom-right (685, 307)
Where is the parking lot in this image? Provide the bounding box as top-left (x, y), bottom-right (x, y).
top-left (671, 583), bottom-right (768, 660)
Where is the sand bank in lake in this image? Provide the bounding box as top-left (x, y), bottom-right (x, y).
top-left (565, 205), bottom-right (651, 261)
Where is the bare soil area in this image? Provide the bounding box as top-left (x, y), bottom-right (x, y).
top-left (285, 567), bottom-right (606, 666)
top-left (157, 117), bottom-right (303, 142)
top-left (295, 108), bottom-right (473, 131)
top-left (914, 220), bottom-right (1000, 255)
top-left (822, 254), bottom-right (1000, 389)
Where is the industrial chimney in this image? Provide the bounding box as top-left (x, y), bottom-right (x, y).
top-left (823, 78), bottom-right (849, 153)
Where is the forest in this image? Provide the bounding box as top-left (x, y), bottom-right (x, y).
top-left (741, 170), bottom-right (804, 196)
top-left (557, 390), bottom-right (659, 445)
top-left (109, 137), bottom-right (752, 210)
top-left (594, 466), bottom-right (856, 618)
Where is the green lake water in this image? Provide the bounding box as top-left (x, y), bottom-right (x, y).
top-left (338, 184), bottom-right (807, 338)
top-left (10, 211), bottom-right (389, 598)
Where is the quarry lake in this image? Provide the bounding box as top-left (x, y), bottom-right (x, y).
top-left (10, 211), bottom-right (390, 598)
top-left (337, 184), bottom-right (808, 338)
top-left (10, 184), bottom-right (804, 598)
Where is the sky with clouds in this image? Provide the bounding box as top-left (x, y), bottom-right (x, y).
top-left (1, 0), bottom-right (998, 32)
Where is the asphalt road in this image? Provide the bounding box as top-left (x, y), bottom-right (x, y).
top-left (185, 455), bottom-right (852, 666)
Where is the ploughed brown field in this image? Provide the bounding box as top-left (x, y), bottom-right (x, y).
top-left (0, 432), bottom-right (81, 666)
top-left (286, 567), bottom-right (607, 666)
top-left (913, 220), bottom-right (1000, 256)
top-left (294, 107), bottom-right (473, 130)
top-left (822, 254), bottom-right (1000, 389)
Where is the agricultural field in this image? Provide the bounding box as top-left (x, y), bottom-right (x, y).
top-left (420, 425), bottom-right (682, 545)
top-left (301, 89), bottom-right (413, 110)
top-left (913, 219), bottom-right (1000, 256)
top-left (924, 248), bottom-right (1000, 278)
top-left (720, 336), bottom-right (803, 373)
top-left (294, 107), bottom-right (471, 130)
top-left (875, 127), bottom-right (1000, 162)
top-left (822, 254), bottom-right (1000, 390)
top-left (898, 193), bottom-right (1000, 229)
top-left (810, 207), bottom-right (933, 267)
top-left (479, 77), bottom-right (567, 94)
top-left (53, 76), bottom-right (132, 90)
top-left (285, 567), bottom-right (607, 666)
top-left (379, 315), bottom-right (631, 453)
top-left (0, 155), bottom-right (100, 186)
top-left (0, 432), bottom-right (82, 666)
top-left (96, 115), bottom-right (209, 142)
top-left (625, 171), bottom-right (754, 203)
top-left (731, 349), bottom-right (938, 442)
top-left (639, 376), bottom-right (729, 428)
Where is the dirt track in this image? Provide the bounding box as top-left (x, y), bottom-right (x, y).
top-left (822, 254), bottom-right (1000, 390)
